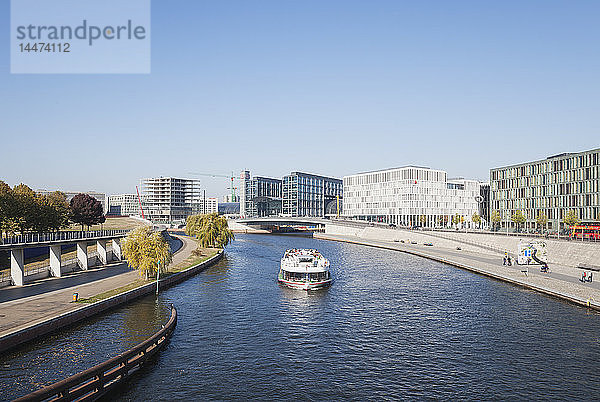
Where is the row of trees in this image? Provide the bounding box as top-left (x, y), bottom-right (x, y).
top-left (420, 213), bottom-right (481, 228)
top-left (121, 213), bottom-right (234, 281)
top-left (490, 209), bottom-right (581, 231)
top-left (0, 181), bottom-right (105, 236)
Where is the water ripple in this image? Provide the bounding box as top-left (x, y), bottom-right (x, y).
top-left (2, 234), bottom-right (600, 401)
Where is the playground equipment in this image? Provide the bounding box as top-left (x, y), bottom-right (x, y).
top-left (517, 240), bottom-right (547, 265)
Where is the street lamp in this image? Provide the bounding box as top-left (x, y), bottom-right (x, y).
top-left (156, 260), bottom-right (160, 295)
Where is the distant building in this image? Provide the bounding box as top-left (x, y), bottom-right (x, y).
top-left (479, 183), bottom-right (490, 224)
top-left (241, 171), bottom-right (282, 218)
top-left (37, 190), bottom-right (108, 213)
top-left (219, 202), bottom-right (240, 216)
top-left (107, 193), bottom-right (146, 217)
top-left (282, 172), bottom-right (343, 217)
top-left (201, 197), bottom-right (219, 214)
top-left (223, 194), bottom-right (240, 203)
top-left (343, 166), bottom-right (480, 227)
top-left (490, 148), bottom-right (600, 230)
top-left (141, 177), bottom-right (201, 223)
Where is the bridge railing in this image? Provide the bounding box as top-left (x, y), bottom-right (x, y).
top-left (15, 305), bottom-right (177, 402)
top-left (0, 229), bottom-right (128, 246)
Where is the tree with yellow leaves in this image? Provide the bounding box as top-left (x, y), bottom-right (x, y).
top-left (122, 226), bottom-right (172, 280)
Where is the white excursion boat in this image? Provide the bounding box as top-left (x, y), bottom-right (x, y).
top-left (278, 249), bottom-right (332, 290)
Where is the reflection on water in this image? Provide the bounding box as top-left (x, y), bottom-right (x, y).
top-left (198, 255), bottom-right (231, 287)
top-left (3, 234), bottom-right (600, 401)
top-left (0, 298), bottom-right (169, 401)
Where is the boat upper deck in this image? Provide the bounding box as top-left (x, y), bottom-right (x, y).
top-left (281, 249), bottom-right (330, 273)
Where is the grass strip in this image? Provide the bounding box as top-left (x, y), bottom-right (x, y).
top-left (76, 247), bottom-right (220, 303)
top-left (77, 279), bottom-right (149, 303)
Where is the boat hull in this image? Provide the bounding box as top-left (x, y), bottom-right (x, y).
top-left (278, 278), bottom-right (332, 290)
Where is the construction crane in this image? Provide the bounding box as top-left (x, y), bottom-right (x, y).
top-left (187, 172), bottom-right (243, 200)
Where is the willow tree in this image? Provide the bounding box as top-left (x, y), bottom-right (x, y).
top-left (122, 226), bottom-right (173, 280)
top-left (186, 213), bottom-right (234, 248)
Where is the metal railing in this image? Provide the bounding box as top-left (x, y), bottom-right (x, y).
top-left (0, 230), bottom-right (128, 246)
top-left (15, 305), bottom-right (177, 402)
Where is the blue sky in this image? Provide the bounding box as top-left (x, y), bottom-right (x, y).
top-left (1, 0), bottom-right (599, 197)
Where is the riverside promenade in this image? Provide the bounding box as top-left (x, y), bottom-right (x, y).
top-left (0, 234), bottom-right (195, 341)
top-left (315, 232), bottom-right (600, 310)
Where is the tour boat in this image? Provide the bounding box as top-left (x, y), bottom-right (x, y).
top-left (278, 249), bottom-right (332, 290)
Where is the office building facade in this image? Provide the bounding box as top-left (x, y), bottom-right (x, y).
top-left (241, 171), bottom-right (282, 218)
top-left (282, 172), bottom-right (343, 217)
top-left (490, 149), bottom-right (600, 230)
top-left (107, 193), bottom-right (146, 217)
top-left (343, 166), bottom-right (480, 227)
top-left (200, 197), bottom-right (219, 214)
top-left (141, 177), bottom-right (201, 223)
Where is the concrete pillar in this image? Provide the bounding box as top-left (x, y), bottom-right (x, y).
top-left (10, 249), bottom-right (24, 286)
top-left (49, 245), bottom-right (62, 278)
top-left (77, 241), bottom-right (88, 270)
top-left (112, 238), bottom-right (122, 261)
top-left (96, 240), bottom-right (108, 265)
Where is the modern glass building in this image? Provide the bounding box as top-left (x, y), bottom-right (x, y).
top-left (490, 148), bottom-right (600, 230)
top-left (282, 172), bottom-right (343, 217)
top-left (240, 171), bottom-right (282, 218)
top-left (343, 166), bottom-right (480, 227)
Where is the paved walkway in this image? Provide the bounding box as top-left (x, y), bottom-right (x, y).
top-left (316, 233), bottom-right (600, 309)
top-left (0, 234), bottom-right (195, 338)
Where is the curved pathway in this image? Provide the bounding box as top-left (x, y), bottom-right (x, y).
top-left (0, 234), bottom-right (195, 339)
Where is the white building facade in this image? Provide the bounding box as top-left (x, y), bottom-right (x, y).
top-left (201, 197), bottom-right (219, 214)
top-left (107, 193), bottom-right (147, 217)
top-left (343, 166), bottom-right (481, 227)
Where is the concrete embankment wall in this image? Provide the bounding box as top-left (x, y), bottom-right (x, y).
top-left (324, 223), bottom-right (600, 268)
top-left (420, 230), bottom-right (600, 268)
top-left (324, 224), bottom-right (492, 255)
top-left (0, 251), bottom-right (223, 354)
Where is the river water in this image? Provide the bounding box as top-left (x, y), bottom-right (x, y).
top-left (2, 234), bottom-right (600, 400)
